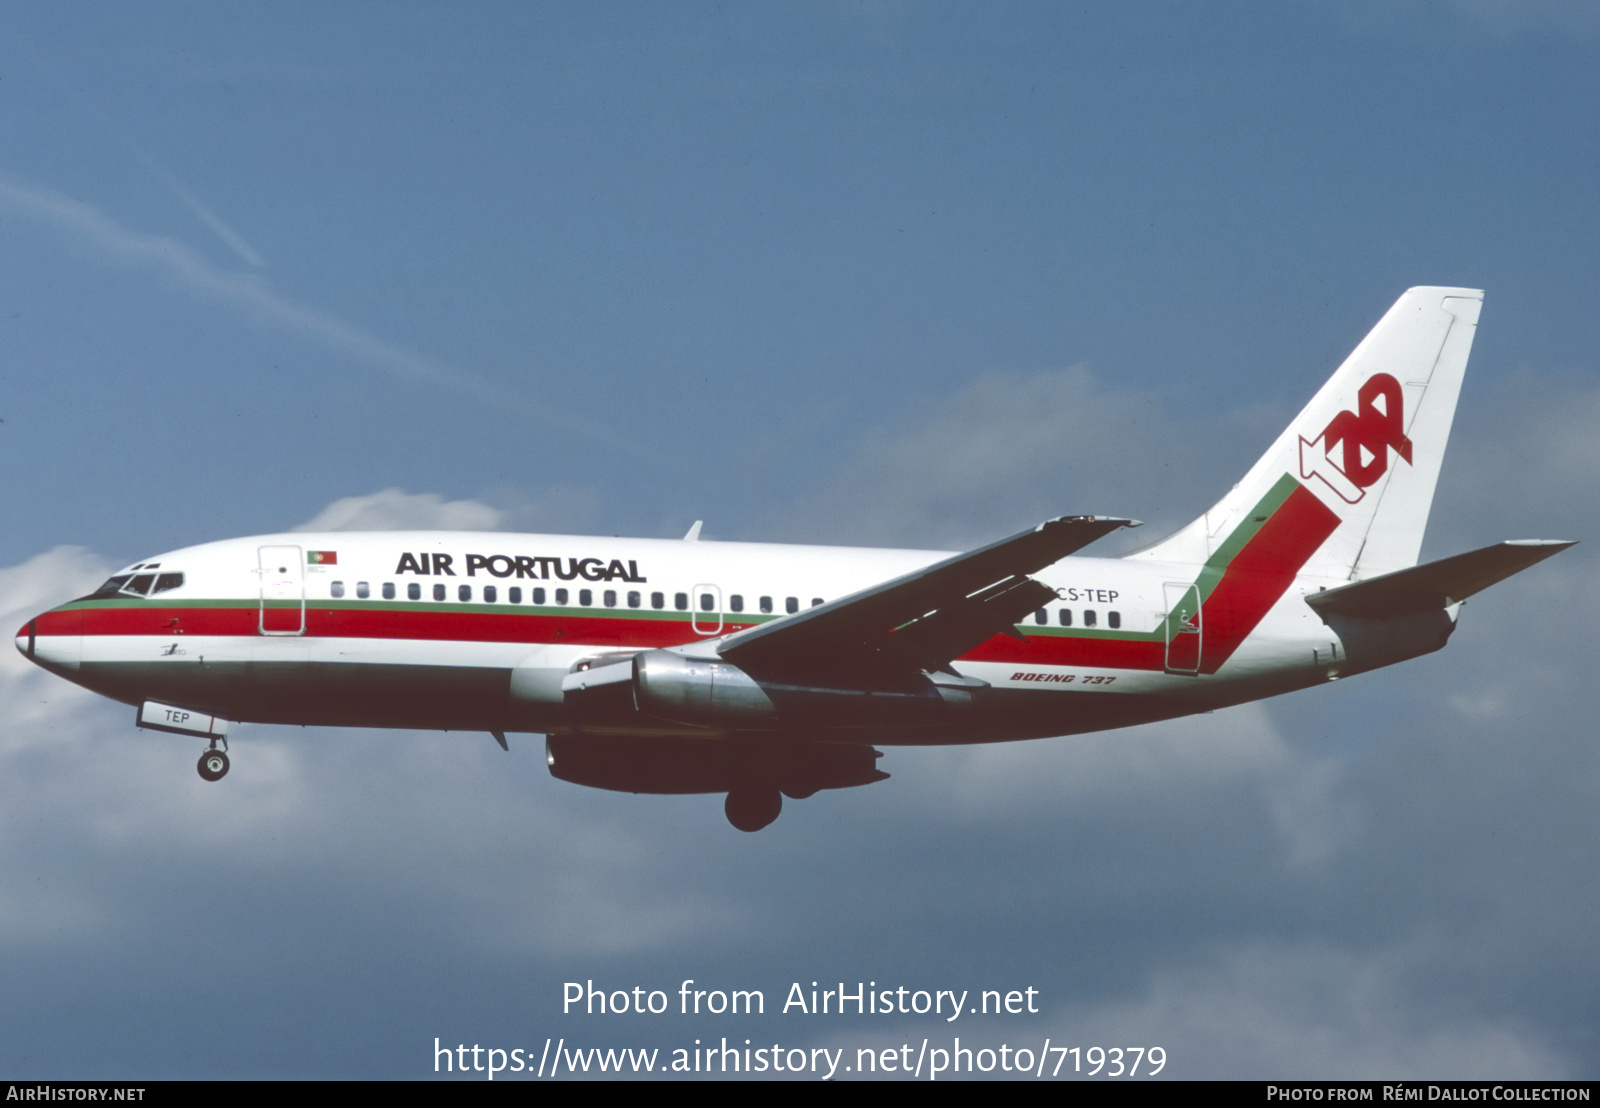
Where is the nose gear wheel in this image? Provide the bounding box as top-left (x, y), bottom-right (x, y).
top-left (197, 738), bottom-right (230, 782)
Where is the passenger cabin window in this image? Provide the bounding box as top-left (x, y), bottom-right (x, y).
top-left (357, 582), bottom-right (370, 599)
top-left (533, 588), bottom-right (546, 604)
top-left (603, 590), bottom-right (616, 607)
top-left (760, 596), bottom-right (772, 614)
top-left (457, 585), bottom-right (471, 602)
top-left (786, 597), bottom-right (799, 614)
top-left (812, 598), bottom-right (824, 608)
top-left (555, 588), bottom-right (568, 605)
top-left (484, 585), bottom-right (497, 603)
top-left (730, 595), bottom-right (744, 613)
top-left (407, 583), bottom-right (421, 601)
top-left (509, 587), bottom-right (521, 603)
top-left (699, 593), bottom-right (715, 612)
top-left (579, 589), bottom-right (592, 606)
top-left (628, 591), bottom-right (641, 608)
top-left (430, 584), bottom-right (444, 601)
top-left (1084, 609), bottom-right (1097, 628)
top-left (1108, 611), bottom-right (1121, 629)
top-left (331, 581), bottom-right (346, 599)
top-left (383, 583), bottom-right (396, 600)
top-left (1034, 608), bottom-right (1048, 625)
top-left (675, 593), bottom-right (688, 611)
top-left (651, 592), bottom-right (664, 609)
top-left (1059, 609), bottom-right (1072, 627)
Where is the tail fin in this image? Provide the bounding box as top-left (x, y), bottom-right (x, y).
top-left (1132, 287), bottom-right (1483, 581)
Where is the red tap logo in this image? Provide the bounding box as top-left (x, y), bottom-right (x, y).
top-left (1298, 372), bottom-right (1413, 504)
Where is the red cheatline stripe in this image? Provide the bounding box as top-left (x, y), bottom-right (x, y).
top-left (1198, 482), bottom-right (1340, 674)
top-left (963, 634), bottom-right (1166, 670)
top-left (42, 605), bottom-right (740, 650)
top-left (40, 484), bottom-right (1340, 674)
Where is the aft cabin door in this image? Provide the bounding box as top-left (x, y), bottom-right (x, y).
top-left (259, 546), bottom-right (306, 635)
top-left (1163, 581), bottom-right (1202, 675)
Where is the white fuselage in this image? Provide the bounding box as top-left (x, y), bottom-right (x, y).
top-left (19, 528), bottom-right (1355, 745)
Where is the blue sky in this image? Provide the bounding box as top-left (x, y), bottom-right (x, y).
top-left (0, 1), bottom-right (1596, 1079)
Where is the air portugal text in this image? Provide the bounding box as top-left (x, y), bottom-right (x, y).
top-left (394, 552), bottom-right (647, 583)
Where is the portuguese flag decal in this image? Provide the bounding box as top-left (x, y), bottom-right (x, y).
top-left (308, 551), bottom-right (338, 565)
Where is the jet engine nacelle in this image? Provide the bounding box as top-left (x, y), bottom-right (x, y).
top-left (562, 648), bottom-right (980, 734)
top-left (632, 649), bottom-right (779, 729)
top-left (631, 648), bottom-right (979, 731)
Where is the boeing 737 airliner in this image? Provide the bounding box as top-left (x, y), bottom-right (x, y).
top-left (16, 288), bottom-right (1572, 829)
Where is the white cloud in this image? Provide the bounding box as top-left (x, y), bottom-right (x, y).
top-left (293, 488), bottom-right (507, 532)
top-left (767, 366), bottom-right (1279, 551)
top-left (884, 702), bottom-right (1358, 874)
top-left (0, 535), bottom-right (746, 962)
top-left (0, 546), bottom-right (114, 743)
top-left (899, 704), bottom-right (1285, 812)
top-left (290, 485), bottom-right (608, 536)
top-left (0, 364), bottom-right (1591, 1072)
top-left (817, 939), bottom-right (1566, 1078)
top-left (1431, 374), bottom-right (1600, 555)
top-left (0, 546), bottom-right (111, 630)
top-left (1043, 942), bottom-right (1568, 1079)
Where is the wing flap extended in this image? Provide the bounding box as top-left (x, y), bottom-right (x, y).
top-left (718, 515), bottom-right (1138, 677)
top-left (1306, 539), bottom-right (1575, 620)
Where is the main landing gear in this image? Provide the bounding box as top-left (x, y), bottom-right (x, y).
top-left (197, 739), bottom-right (230, 782)
top-left (724, 786), bottom-right (782, 833)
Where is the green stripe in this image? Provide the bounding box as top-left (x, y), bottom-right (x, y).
top-left (63, 596), bottom-right (782, 622)
top-left (1160, 472), bottom-right (1302, 638)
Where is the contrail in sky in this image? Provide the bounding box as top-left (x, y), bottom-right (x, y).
top-left (132, 149), bottom-right (268, 269)
top-left (2, 24), bottom-right (267, 270)
top-left (0, 170), bottom-right (656, 462)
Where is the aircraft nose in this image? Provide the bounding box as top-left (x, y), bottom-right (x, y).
top-left (17, 611), bottom-right (80, 671)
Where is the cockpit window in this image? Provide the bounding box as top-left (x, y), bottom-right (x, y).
top-left (86, 571), bottom-right (184, 599)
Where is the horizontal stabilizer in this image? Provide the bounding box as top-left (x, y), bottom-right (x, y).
top-left (1306, 540), bottom-right (1575, 620)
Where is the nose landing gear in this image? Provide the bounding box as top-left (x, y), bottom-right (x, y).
top-left (197, 739), bottom-right (230, 782)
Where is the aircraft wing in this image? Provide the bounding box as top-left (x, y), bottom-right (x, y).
top-left (1305, 539), bottom-right (1576, 620)
top-left (717, 515), bottom-right (1139, 679)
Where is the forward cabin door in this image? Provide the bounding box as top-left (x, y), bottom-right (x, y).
top-left (1162, 581), bottom-right (1202, 674)
top-left (259, 546), bottom-right (306, 635)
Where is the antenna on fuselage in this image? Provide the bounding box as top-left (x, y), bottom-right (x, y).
top-left (683, 521), bottom-right (703, 541)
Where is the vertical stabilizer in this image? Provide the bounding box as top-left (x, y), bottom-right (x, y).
top-left (1131, 287), bottom-right (1483, 580)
